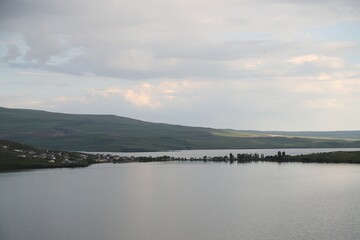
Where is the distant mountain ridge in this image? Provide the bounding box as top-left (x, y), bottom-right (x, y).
top-left (229, 130), bottom-right (360, 140)
top-left (0, 106), bottom-right (359, 152)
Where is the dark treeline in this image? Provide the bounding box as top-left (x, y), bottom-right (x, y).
top-left (113, 151), bottom-right (288, 164)
top-left (113, 151), bottom-right (360, 164)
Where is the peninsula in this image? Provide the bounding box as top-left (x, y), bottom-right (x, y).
top-left (1, 139), bottom-right (360, 172)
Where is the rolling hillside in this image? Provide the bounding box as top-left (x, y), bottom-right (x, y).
top-left (0, 107), bottom-right (359, 152)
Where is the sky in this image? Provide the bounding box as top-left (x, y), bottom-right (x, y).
top-left (0, 0), bottom-right (359, 131)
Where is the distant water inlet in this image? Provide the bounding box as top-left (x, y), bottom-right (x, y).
top-left (1, 161), bottom-right (360, 240)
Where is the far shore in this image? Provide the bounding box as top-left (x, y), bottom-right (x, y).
top-left (2, 150), bottom-right (360, 172)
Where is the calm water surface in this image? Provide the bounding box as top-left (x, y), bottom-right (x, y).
top-left (1, 162), bottom-right (360, 240)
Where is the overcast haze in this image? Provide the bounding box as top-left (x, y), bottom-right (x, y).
top-left (0, 0), bottom-right (359, 130)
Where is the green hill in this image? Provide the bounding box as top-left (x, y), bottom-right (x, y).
top-left (0, 107), bottom-right (359, 152)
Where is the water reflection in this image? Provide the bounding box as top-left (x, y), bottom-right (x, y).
top-left (1, 162), bottom-right (360, 240)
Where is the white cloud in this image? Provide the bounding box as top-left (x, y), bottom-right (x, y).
top-left (54, 96), bottom-right (90, 104)
top-left (288, 54), bottom-right (344, 68)
top-left (288, 54), bottom-right (319, 64)
top-left (91, 87), bottom-right (122, 99)
top-left (124, 90), bottom-right (160, 108)
top-left (90, 80), bottom-right (206, 109)
top-left (0, 0), bottom-right (359, 130)
top-left (279, 72), bottom-right (360, 95)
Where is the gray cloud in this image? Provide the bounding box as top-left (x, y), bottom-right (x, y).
top-left (1, 0), bottom-right (359, 80)
top-left (0, 0), bottom-right (359, 130)
top-left (2, 44), bottom-right (21, 61)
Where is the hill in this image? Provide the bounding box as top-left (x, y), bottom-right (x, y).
top-left (0, 107), bottom-right (359, 152)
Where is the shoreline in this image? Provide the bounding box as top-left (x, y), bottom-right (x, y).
top-left (2, 150), bottom-right (360, 172)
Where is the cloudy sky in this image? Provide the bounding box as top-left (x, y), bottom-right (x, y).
top-left (0, 0), bottom-right (359, 131)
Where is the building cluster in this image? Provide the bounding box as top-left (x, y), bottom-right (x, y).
top-left (1, 144), bottom-right (89, 164)
top-left (95, 154), bottom-right (136, 163)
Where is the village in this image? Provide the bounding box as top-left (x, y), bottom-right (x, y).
top-left (2, 141), bottom-right (292, 165)
top-left (1, 141), bottom-right (145, 165)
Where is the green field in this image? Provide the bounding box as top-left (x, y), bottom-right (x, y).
top-left (1, 107), bottom-right (360, 152)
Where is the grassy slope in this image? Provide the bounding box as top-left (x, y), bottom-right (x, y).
top-left (231, 130), bottom-right (360, 140)
top-left (0, 107), bottom-right (360, 152)
top-left (290, 151), bottom-right (360, 163)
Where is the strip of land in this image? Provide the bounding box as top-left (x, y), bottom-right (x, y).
top-left (111, 151), bottom-right (360, 164)
top-left (1, 139), bottom-right (359, 172)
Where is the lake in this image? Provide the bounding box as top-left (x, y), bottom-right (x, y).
top-left (1, 161), bottom-right (360, 240)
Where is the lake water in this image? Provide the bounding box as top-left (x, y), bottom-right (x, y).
top-left (1, 161), bottom-right (360, 240)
